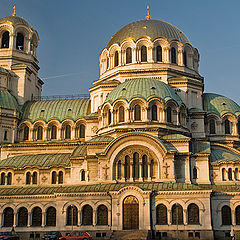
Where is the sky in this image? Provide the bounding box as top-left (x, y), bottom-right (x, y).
top-left (0, 0), bottom-right (240, 104)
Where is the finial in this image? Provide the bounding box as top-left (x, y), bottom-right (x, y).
top-left (146, 4), bottom-right (151, 20)
top-left (12, 6), bottom-right (16, 16)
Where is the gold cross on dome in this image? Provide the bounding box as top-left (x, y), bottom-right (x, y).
top-left (12, 6), bottom-right (16, 16)
top-left (146, 4), bottom-right (151, 20)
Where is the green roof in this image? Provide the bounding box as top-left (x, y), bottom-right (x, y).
top-left (203, 93), bottom-right (240, 117)
top-left (21, 99), bottom-right (90, 123)
top-left (87, 136), bottom-right (115, 143)
top-left (162, 134), bottom-right (190, 140)
top-left (105, 78), bottom-right (182, 105)
top-left (107, 19), bottom-right (191, 48)
top-left (71, 145), bottom-right (87, 158)
top-left (0, 16), bottom-right (32, 28)
top-left (188, 108), bottom-right (206, 114)
top-left (0, 90), bottom-right (19, 110)
top-left (210, 146), bottom-right (240, 163)
top-left (0, 153), bottom-right (71, 169)
top-left (192, 141), bottom-right (211, 154)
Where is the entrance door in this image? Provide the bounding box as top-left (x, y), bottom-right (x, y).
top-left (123, 195), bottom-right (139, 229)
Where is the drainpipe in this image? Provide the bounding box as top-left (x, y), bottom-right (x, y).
top-left (107, 192), bottom-right (112, 230)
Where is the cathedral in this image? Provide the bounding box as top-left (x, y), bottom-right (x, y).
top-left (0, 7), bottom-right (240, 240)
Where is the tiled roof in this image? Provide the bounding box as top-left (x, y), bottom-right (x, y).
top-left (0, 90), bottom-right (19, 110)
top-left (71, 145), bottom-right (87, 158)
top-left (21, 98), bottom-right (90, 123)
top-left (162, 134), bottom-right (190, 140)
top-left (203, 93), bottom-right (240, 117)
top-left (210, 146), bottom-right (240, 163)
top-left (0, 153), bottom-right (71, 169)
top-left (87, 136), bottom-right (114, 143)
top-left (192, 141), bottom-right (211, 154)
top-left (0, 16), bottom-right (32, 28)
top-left (107, 19), bottom-right (191, 48)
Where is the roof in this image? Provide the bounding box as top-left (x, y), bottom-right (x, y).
top-left (107, 19), bottom-right (191, 48)
top-left (162, 134), bottom-right (190, 140)
top-left (21, 98), bottom-right (90, 123)
top-left (203, 93), bottom-right (240, 117)
top-left (0, 67), bottom-right (15, 76)
top-left (0, 153), bottom-right (71, 169)
top-left (210, 146), bottom-right (240, 163)
top-left (87, 136), bottom-right (114, 143)
top-left (0, 16), bottom-right (32, 28)
top-left (192, 141), bottom-right (211, 154)
top-left (71, 145), bottom-right (87, 158)
top-left (104, 78), bottom-right (182, 105)
top-left (0, 90), bottom-right (19, 110)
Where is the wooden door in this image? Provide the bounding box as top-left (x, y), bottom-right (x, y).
top-left (123, 196), bottom-right (139, 229)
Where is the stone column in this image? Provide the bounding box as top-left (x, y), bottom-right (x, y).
top-left (147, 164), bottom-right (151, 181)
top-left (27, 212), bottom-right (31, 227)
top-left (178, 48), bottom-right (183, 66)
top-left (167, 210), bottom-right (171, 225)
top-left (29, 127), bottom-right (34, 141)
top-left (132, 47), bottom-right (137, 63)
top-left (129, 161), bottom-right (133, 182)
top-left (9, 34), bottom-right (14, 51)
top-left (122, 50), bottom-right (126, 65)
top-left (183, 209), bottom-right (187, 225)
top-left (43, 126), bottom-right (47, 141)
top-left (148, 46), bottom-right (153, 63)
top-left (121, 162), bottom-right (125, 182)
top-left (185, 156), bottom-right (191, 183)
top-left (93, 210), bottom-right (96, 226)
top-left (13, 212), bottom-right (17, 227)
top-left (139, 162), bottom-right (143, 182)
top-left (233, 120), bottom-right (238, 135)
top-left (118, 51), bottom-right (122, 66)
top-left (163, 46), bottom-right (170, 63)
top-left (41, 212), bottom-right (45, 227)
top-left (142, 107), bottom-right (148, 121)
top-left (78, 210), bottom-right (81, 226)
top-left (232, 211), bottom-right (236, 226)
top-left (72, 126), bottom-right (76, 139)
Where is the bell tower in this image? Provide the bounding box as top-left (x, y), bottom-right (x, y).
top-left (0, 7), bottom-right (43, 104)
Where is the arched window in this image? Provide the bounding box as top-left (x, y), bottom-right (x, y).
top-left (210, 119), bottom-right (216, 134)
top-left (65, 125), bottom-right (71, 139)
top-left (46, 207), bottom-right (56, 226)
top-left (183, 51), bottom-right (187, 66)
top-left (32, 207), bottom-right (42, 226)
top-left (172, 204), bottom-right (183, 225)
top-left (58, 171), bottom-right (63, 184)
top-left (108, 109), bottom-right (112, 125)
top-left (187, 203), bottom-right (199, 224)
top-left (222, 205), bottom-right (232, 225)
top-left (16, 32), bottom-right (24, 51)
top-left (26, 172), bottom-right (31, 184)
top-left (114, 51), bottom-right (119, 67)
top-left (23, 125), bottom-right (29, 140)
top-left (171, 47), bottom-right (177, 64)
top-left (126, 47), bottom-right (132, 64)
top-left (52, 171), bottom-right (57, 184)
top-left (82, 205), bottom-right (93, 225)
top-left (124, 155), bottom-right (130, 179)
top-left (1, 31), bottom-right (9, 48)
top-left (166, 106), bottom-right (172, 123)
top-left (156, 45), bottom-right (162, 62)
top-left (17, 207), bottom-right (28, 227)
top-left (150, 160), bottom-right (154, 178)
top-left (236, 205), bottom-right (240, 225)
top-left (235, 168), bottom-right (239, 181)
top-left (225, 119), bottom-right (231, 134)
top-left (4, 130), bottom-right (7, 141)
top-left (228, 168), bottom-right (233, 180)
top-left (32, 171), bottom-right (37, 184)
top-left (222, 168), bottom-right (226, 181)
top-left (3, 207), bottom-right (14, 227)
top-left (79, 124), bottom-right (85, 138)
top-left (97, 205), bottom-right (108, 225)
top-left (133, 152), bottom-right (139, 180)
top-left (66, 205), bottom-right (78, 226)
top-left (36, 126), bottom-right (43, 140)
top-left (81, 170), bottom-right (85, 181)
top-left (193, 167), bottom-right (197, 179)
top-left (117, 160), bottom-right (121, 180)
top-left (141, 45), bottom-right (147, 62)
top-left (51, 125), bottom-right (57, 139)
top-left (134, 104), bottom-right (141, 121)
top-left (0, 172), bottom-right (5, 185)
top-left (119, 106), bottom-right (125, 122)
top-left (142, 155), bottom-right (148, 179)
top-left (156, 204), bottom-right (167, 225)
top-left (7, 172), bottom-right (12, 185)
top-left (151, 104), bottom-right (157, 121)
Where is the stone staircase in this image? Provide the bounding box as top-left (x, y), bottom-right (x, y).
top-left (110, 230), bottom-right (150, 240)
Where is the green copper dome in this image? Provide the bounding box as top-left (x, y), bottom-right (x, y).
top-left (0, 16), bottom-right (32, 28)
top-left (0, 90), bottom-right (19, 110)
top-left (203, 93), bottom-right (240, 117)
top-left (105, 78), bottom-right (182, 105)
top-left (107, 19), bottom-right (191, 48)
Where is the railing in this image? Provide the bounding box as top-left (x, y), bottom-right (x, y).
top-left (33, 94), bottom-right (90, 101)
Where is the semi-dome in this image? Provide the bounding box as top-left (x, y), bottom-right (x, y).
top-left (0, 90), bottom-right (19, 110)
top-left (107, 19), bottom-right (191, 48)
top-left (105, 78), bottom-right (182, 105)
top-left (203, 93), bottom-right (240, 117)
top-left (0, 16), bottom-right (32, 28)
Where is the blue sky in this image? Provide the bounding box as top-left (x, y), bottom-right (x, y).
top-left (1, 0), bottom-right (240, 104)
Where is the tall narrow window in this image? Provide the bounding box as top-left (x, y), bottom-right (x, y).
top-left (236, 206), bottom-right (240, 225)
top-left (124, 155), bottom-right (130, 179)
top-left (134, 104), bottom-right (141, 121)
top-left (16, 33), bottom-right (24, 51)
top-left (4, 130), bottom-right (7, 140)
top-left (7, 172), bottom-right (12, 185)
top-left (142, 155), bottom-right (148, 179)
top-left (79, 124), bottom-right (85, 138)
top-left (32, 207), bottom-right (42, 226)
top-left (37, 126), bottom-right (43, 140)
top-left (81, 170), bottom-right (85, 181)
top-left (209, 119), bottom-right (216, 134)
top-left (17, 207), bottom-right (28, 227)
top-left (26, 172), bottom-right (31, 184)
top-left (193, 167), bottom-right (198, 179)
top-left (172, 204), bottom-right (183, 225)
top-left (1, 31), bottom-right (9, 48)
top-left (52, 171), bottom-right (57, 184)
top-left (228, 168), bottom-right (233, 180)
top-left (108, 109), bottom-right (112, 125)
top-left (126, 47), bottom-right (132, 64)
top-left (150, 160), bottom-right (154, 178)
top-left (183, 51), bottom-right (187, 66)
top-left (156, 45), bottom-right (162, 62)
top-left (166, 106), bottom-right (172, 123)
top-left (97, 205), bottom-right (108, 225)
top-left (0, 172), bottom-right (5, 185)
top-left (32, 171), bottom-right (37, 184)
top-left (222, 205), bottom-right (232, 225)
top-left (133, 152), bottom-right (139, 180)
top-left (82, 205), bottom-right (93, 225)
top-left (156, 204), bottom-right (167, 225)
top-left (23, 125), bottom-right (29, 140)
top-left (188, 204), bottom-right (199, 224)
top-left (65, 125), bottom-right (71, 139)
top-left (119, 106), bottom-right (125, 122)
top-left (141, 45), bottom-right (147, 62)
top-left (3, 207), bottom-right (14, 227)
top-left (51, 125), bottom-right (57, 139)
top-left (46, 207), bottom-right (56, 226)
top-left (58, 171), bottom-right (63, 184)
top-left (66, 205), bottom-right (78, 226)
top-left (222, 168), bottom-right (226, 181)
top-left (225, 119), bottom-right (231, 134)
top-left (235, 168), bottom-right (239, 181)
top-left (117, 160), bottom-right (121, 179)
top-left (171, 47), bottom-right (177, 64)
top-left (114, 51), bottom-right (119, 67)
top-left (151, 104), bottom-right (157, 121)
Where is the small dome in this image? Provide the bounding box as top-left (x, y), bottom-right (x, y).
top-left (105, 78), bottom-right (182, 105)
top-left (0, 16), bottom-right (32, 28)
top-left (107, 19), bottom-right (191, 48)
top-left (203, 93), bottom-right (240, 117)
top-left (0, 90), bottom-right (19, 110)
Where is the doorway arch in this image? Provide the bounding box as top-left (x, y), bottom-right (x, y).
top-left (123, 195), bottom-right (139, 229)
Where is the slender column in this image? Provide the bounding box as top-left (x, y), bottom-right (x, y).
top-left (233, 121), bottom-right (238, 135)
top-left (164, 46), bottom-right (170, 63)
top-left (232, 211), bottom-right (236, 226)
top-left (139, 162), bottom-right (143, 182)
top-left (41, 212), bottom-right (45, 227)
top-left (142, 107), bottom-right (148, 121)
top-left (129, 162), bottom-right (133, 182)
top-left (148, 46), bottom-right (153, 63)
top-left (13, 212), bottom-right (17, 227)
top-left (147, 164), bottom-right (151, 181)
top-left (132, 47), bottom-right (137, 63)
top-left (9, 34), bottom-right (14, 51)
top-left (93, 210), bottom-right (96, 226)
top-left (78, 210), bottom-right (81, 226)
top-left (185, 156), bottom-right (191, 183)
top-left (121, 162), bottom-right (124, 182)
top-left (178, 48), bottom-right (183, 66)
top-left (27, 212), bottom-right (31, 227)
top-left (43, 126), bottom-right (47, 141)
top-left (72, 126), bottom-right (76, 139)
top-left (167, 210), bottom-right (171, 225)
top-left (118, 51), bottom-right (121, 66)
top-left (183, 209), bottom-right (187, 225)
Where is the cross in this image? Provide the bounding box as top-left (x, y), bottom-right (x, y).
top-left (16, 176), bottom-right (21, 183)
top-left (12, 6), bottom-right (16, 16)
top-left (146, 4), bottom-right (151, 20)
top-left (103, 164), bottom-right (109, 180)
top-left (42, 176), bottom-right (47, 183)
top-left (163, 163), bottom-right (170, 179)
